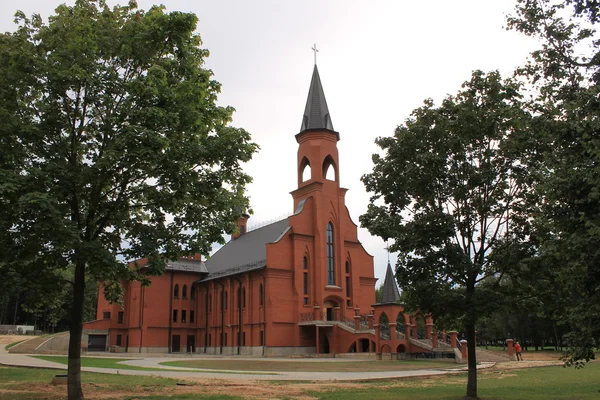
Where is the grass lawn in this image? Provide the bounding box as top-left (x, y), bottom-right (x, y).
top-left (0, 365), bottom-right (231, 400)
top-left (309, 362), bottom-right (600, 400)
top-left (2, 363), bottom-right (600, 399)
top-left (160, 359), bottom-right (454, 372)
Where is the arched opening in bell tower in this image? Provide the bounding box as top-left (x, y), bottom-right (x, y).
top-left (300, 157), bottom-right (312, 182)
top-left (322, 155), bottom-right (337, 181)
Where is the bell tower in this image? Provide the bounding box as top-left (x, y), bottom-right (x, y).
top-left (286, 61), bottom-right (375, 326)
top-left (295, 65), bottom-right (340, 192)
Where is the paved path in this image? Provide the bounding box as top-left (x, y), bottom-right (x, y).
top-left (0, 345), bottom-right (496, 381)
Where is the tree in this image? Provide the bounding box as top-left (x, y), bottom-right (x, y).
top-left (507, 0), bottom-right (600, 366)
top-left (360, 71), bottom-right (531, 399)
top-left (0, 1), bottom-right (258, 399)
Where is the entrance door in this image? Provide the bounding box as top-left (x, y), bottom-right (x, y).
top-left (326, 308), bottom-right (333, 321)
top-left (323, 336), bottom-right (330, 353)
top-left (186, 335), bottom-right (195, 353)
top-left (88, 335), bottom-right (107, 351)
top-left (172, 335), bottom-right (181, 352)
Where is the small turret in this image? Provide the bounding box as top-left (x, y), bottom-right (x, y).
top-left (379, 262), bottom-right (401, 304)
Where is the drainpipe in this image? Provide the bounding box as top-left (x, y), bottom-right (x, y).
top-left (204, 285), bottom-right (209, 353)
top-left (257, 270), bottom-right (266, 357)
top-left (217, 280), bottom-right (225, 355)
top-left (168, 271), bottom-right (174, 354)
top-left (234, 276), bottom-right (243, 355)
top-left (139, 285), bottom-right (145, 353)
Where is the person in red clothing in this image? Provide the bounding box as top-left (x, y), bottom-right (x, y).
top-left (514, 341), bottom-right (523, 361)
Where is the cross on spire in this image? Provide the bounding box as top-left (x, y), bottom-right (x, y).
top-left (385, 241), bottom-right (391, 263)
top-left (311, 43), bottom-right (319, 65)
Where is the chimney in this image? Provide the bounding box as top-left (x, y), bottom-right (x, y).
top-left (231, 213), bottom-right (250, 240)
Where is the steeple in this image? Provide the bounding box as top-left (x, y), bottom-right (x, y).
top-left (379, 262), bottom-right (401, 304)
top-left (300, 65), bottom-right (334, 133)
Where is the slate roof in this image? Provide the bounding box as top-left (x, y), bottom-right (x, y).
top-left (166, 259), bottom-right (208, 274)
top-left (202, 218), bottom-right (290, 281)
top-left (379, 262), bottom-right (401, 304)
top-left (300, 65), bottom-right (334, 133)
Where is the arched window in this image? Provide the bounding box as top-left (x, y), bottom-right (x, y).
top-left (345, 260), bottom-right (351, 306)
top-left (327, 223), bottom-right (335, 285)
top-left (396, 313), bottom-right (406, 337)
top-left (303, 256), bottom-right (309, 305)
top-left (237, 287), bottom-right (241, 309)
top-left (302, 163), bottom-right (311, 182)
top-left (182, 285), bottom-right (188, 299)
top-left (242, 287), bottom-right (246, 308)
top-left (191, 286), bottom-right (196, 300)
top-left (174, 284), bottom-right (179, 298)
top-left (322, 155), bottom-right (336, 181)
top-left (224, 290), bottom-right (228, 311)
top-left (259, 284), bottom-right (264, 306)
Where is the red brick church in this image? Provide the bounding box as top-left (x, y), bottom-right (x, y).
top-left (83, 66), bottom-right (457, 359)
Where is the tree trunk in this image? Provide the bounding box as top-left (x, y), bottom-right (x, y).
top-left (465, 319), bottom-right (478, 399)
top-left (67, 260), bottom-right (86, 400)
top-left (13, 292), bottom-right (20, 325)
top-left (465, 277), bottom-right (478, 399)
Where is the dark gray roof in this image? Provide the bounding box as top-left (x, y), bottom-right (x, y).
top-left (300, 65), bottom-right (334, 133)
top-left (379, 262), bottom-right (401, 304)
top-left (202, 218), bottom-right (290, 281)
top-left (166, 259), bottom-right (208, 274)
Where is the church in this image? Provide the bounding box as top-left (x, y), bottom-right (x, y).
top-left (83, 65), bottom-right (457, 359)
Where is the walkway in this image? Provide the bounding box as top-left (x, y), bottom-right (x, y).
top-left (1, 345), bottom-right (497, 381)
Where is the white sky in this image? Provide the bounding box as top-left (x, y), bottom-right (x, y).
top-left (0, 0), bottom-right (538, 286)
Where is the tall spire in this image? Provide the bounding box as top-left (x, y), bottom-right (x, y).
top-left (379, 262), bottom-right (401, 304)
top-left (300, 65), bottom-right (334, 133)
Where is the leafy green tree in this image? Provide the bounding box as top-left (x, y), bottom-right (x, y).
top-left (507, 0), bottom-right (600, 366)
top-left (360, 71), bottom-right (531, 399)
top-left (0, 1), bottom-right (257, 398)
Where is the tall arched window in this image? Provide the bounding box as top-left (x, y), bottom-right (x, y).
top-left (224, 290), bottom-right (228, 311)
top-left (237, 287), bottom-right (241, 309)
top-left (327, 222), bottom-right (335, 285)
top-left (174, 284), bottom-right (180, 298)
top-left (345, 260), bottom-right (352, 306)
top-left (242, 287), bottom-right (246, 308)
top-left (191, 286), bottom-right (196, 300)
top-left (259, 284), bottom-right (264, 306)
top-left (182, 285), bottom-right (188, 299)
top-left (303, 256), bottom-right (309, 305)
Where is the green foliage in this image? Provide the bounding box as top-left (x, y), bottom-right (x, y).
top-left (507, 0), bottom-right (600, 366)
top-left (0, 0), bottom-right (257, 282)
top-left (0, 0), bottom-right (257, 397)
top-left (360, 70), bottom-right (533, 398)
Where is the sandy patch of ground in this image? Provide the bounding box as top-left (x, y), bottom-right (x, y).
top-left (492, 360), bottom-right (563, 370)
top-left (0, 335), bottom-right (25, 346)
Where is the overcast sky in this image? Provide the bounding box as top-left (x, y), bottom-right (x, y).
top-left (0, 0), bottom-right (538, 286)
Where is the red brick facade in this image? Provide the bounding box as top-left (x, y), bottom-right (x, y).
top-left (83, 66), bottom-right (454, 358)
